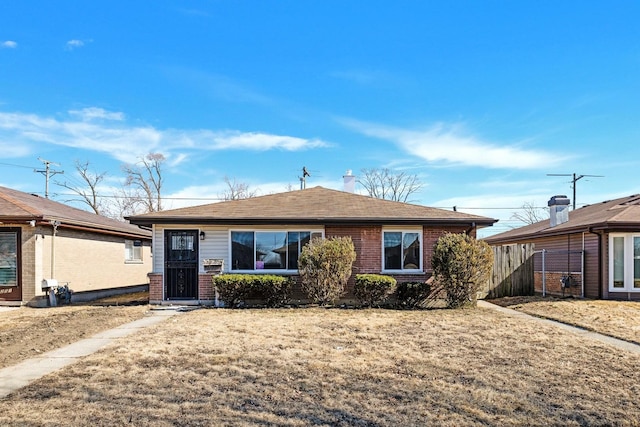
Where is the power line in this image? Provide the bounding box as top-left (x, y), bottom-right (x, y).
top-left (547, 172), bottom-right (604, 210)
top-left (0, 161), bottom-right (39, 169)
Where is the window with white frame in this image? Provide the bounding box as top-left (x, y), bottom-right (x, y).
top-left (230, 230), bottom-right (323, 271)
top-left (383, 230), bottom-right (422, 271)
top-left (125, 239), bottom-right (143, 262)
top-left (609, 233), bottom-right (640, 292)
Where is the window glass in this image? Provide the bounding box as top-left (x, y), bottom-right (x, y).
top-left (613, 236), bottom-right (625, 288)
top-left (384, 232), bottom-right (402, 270)
top-left (0, 232), bottom-right (17, 287)
top-left (256, 232), bottom-right (286, 269)
top-left (231, 232), bottom-right (254, 270)
top-left (287, 232), bottom-right (310, 270)
top-left (403, 233), bottom-right (420, 269)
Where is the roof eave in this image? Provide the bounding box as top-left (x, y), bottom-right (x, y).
top-left (128, 216), bottom-right (497, 227)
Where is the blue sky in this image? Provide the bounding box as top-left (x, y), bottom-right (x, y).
top-left (1, 1), bottom-right (639, 237)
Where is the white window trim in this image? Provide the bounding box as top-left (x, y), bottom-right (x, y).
top-left (608, 233), bottom-right (640, 292)
top-left (381, 228), bottom-right (423, 273)
top-left (229, 229), bottom-right (324, 273)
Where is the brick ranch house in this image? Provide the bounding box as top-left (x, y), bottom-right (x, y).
top-left (127, 186), bottom-right (497, 305)
top-left (485, 194), bottom-right (640, 300)
top-left (0, 186), bottom-right (152, 306)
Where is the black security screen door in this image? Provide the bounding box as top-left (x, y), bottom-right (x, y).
top-left (164, 230), bottom-right (199, 300)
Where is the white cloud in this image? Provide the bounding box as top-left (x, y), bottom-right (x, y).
top-left (65, 39), bottom-right (92, 50)
top-left (200, 130), bottom-right (329, 151)
top-left (68, 107), bottom-right (125, 121)
top-left (1, 41), bottom-right (17, 49)
top-left (0, 109), bottom-right (330, 164)
top-left (342, 119), bottom-right (568, 170)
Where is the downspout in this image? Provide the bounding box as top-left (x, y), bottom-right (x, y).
top-left (465, 222), bottom-right (476, 236)
top-left (587, 227), bottom-right (603, 299)
top-left (581, 232), bottom-right (585, 298)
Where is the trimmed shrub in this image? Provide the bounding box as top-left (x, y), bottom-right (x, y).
top-left (252, 275), bottom-right (293, 308)
top-left (354, 274), bottom-right (396, 307)
top-left (212, 274), bottom-right (293, 308)
top-left (298, 236), bottom-right (356, 305)
top-left (396, 281), bottom-right (432, 309)
top-left (431, 233), bottom-right (494, 309)
top-left (212, 274), bottom-right (254, 308)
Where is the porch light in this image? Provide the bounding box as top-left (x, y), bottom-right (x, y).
top-left (200, 231), bottom-right (205, 240)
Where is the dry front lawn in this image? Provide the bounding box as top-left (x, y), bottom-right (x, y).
top-left (2, 307), bottom-right (640, 426)
top-left (0, 304), bottom-right (150, 369)
top-left (492, 296), bottom-right (640, 344)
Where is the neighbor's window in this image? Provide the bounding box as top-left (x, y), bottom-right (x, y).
top-left (125, 239), bottom-right (143, 262)
top-left (383, 230), bottom-right (422, 271)
top-left (231, 230), bottom-right (322, 271)
top-left (0, 232), bottom-right (18, 287)
top-left (609, 234), bottom-right (640, 292)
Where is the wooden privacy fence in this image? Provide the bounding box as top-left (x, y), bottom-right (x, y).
top-left (479, 243), bottom-right (535, 299)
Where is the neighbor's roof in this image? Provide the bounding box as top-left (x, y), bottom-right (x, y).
top-left (127, 186), bottom-right (497, 227)
top-left (485, 194), bottom-right (640, 244)
top-left (0, 186), bottom-right (151, 239)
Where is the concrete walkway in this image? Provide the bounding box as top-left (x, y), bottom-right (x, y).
top-left (478, 300), bottom-right (640, 355)
top-left (0, 308), bottom-right (181, 399)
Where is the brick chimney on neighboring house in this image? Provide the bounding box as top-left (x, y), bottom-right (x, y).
top-left (548, 195), bottom-right (570, 227)
top-left (343, 170), bottom-right (356, 193)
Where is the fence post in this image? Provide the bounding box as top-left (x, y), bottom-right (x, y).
top-left (542, 249), bottom-right (546, 297)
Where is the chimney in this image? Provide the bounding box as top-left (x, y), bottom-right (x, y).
top-left (548, 195), bottom-right (570, 227)
top-left (343, 170), bottom-right (355, 193)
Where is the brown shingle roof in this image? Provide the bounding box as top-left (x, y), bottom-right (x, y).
top-left (485, 194), bottom-right (640, 244)
top-left (0, 186), bottom-right (151, 239)
top-left (127, 186), bottom-right (497, 227)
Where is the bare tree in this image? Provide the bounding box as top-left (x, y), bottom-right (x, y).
top-left (56, 160), bottom-right (108, 215)
top-left (122, 153), bottom-right (165, 213)
top-left (510, 202), bottom-right (548, 226)
top-left (219, 176), bottom-right (258, 200)
top-left (357, 168), bottom-right (423, 202)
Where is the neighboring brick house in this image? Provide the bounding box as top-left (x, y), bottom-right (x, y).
top-left (127, 186), bottom-right (497, 305)
top-left (0, 186), bottom-right (152, 306)
top-left (484, 194), bottom-right (640, 300)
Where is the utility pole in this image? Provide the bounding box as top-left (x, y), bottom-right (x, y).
top-left (35, 158), bottom-right (64, 198)
top-left (547, 173), bottom-right (604, 210)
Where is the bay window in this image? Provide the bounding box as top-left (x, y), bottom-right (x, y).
top-left (231, 230), bottom-right (322, 271)
top-left (383, 230), bottom-right (422, 271)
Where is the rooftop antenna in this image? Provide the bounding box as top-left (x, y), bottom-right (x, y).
top-left (547, 172), bottom-right (604, 210)
top-left (300, 166), bottom-right (311, 190)
top-left (35, 158), bottom-right (64, 199)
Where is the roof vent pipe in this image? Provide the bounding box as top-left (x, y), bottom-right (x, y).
top-left (548, 195), bottom-right (570, 227)
top-left (343, 170), bottom-right (356, 193)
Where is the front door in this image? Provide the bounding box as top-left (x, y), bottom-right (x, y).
top-left (0, 228), bottom-right (21, 302)
top-left (164, 230), bottom-right (199, 300)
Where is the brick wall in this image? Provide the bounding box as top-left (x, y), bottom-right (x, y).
top-left (148, 273), bottom-right (163, 302)
top-left (534, 271), bottom-right (583, 297)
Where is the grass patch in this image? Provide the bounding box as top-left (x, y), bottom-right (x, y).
top-left (0, 304), bottom-right (150, 369)
top-left (1, 307), bottom-right (640, 425)
top-left (491, 296), bottom-right (640, 345)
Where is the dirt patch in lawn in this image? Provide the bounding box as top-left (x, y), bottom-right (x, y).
top-left (491, 296), bottom-right (640, 345)
top-left (0, 304), bottom-right (150, 369)
top-left (2, 307), bottom-right (640, 426)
